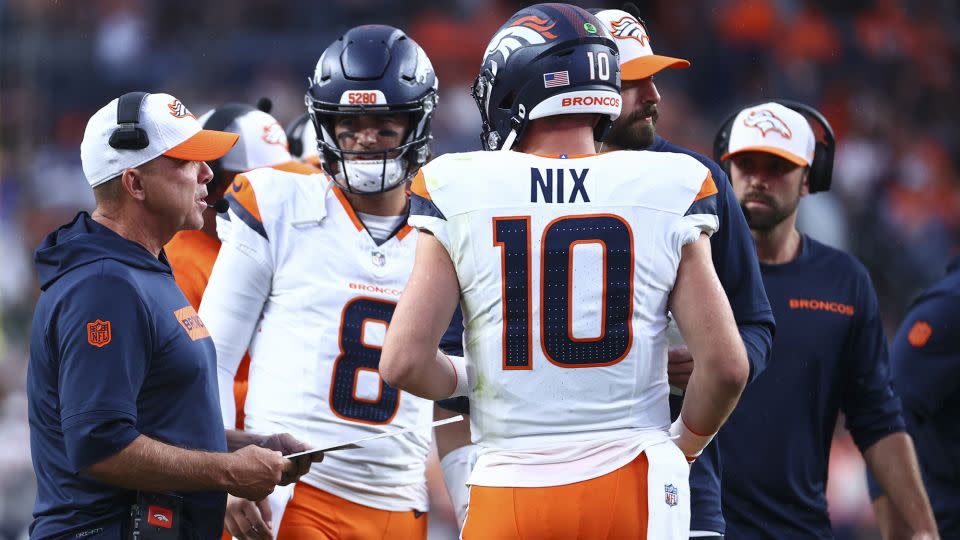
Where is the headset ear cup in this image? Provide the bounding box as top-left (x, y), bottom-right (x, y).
top-left (808, 143), bottom-right (827, 193)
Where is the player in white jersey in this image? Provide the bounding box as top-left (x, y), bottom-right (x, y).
top-left (199, 25), bottom-right (453, 540)
top-left (380, 4), bottom-right (749, 539)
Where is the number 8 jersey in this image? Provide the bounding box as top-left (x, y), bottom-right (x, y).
top-left (199, 168), bottom-right (432, 512)
top-left (409, 150), bottom-right (719, 488)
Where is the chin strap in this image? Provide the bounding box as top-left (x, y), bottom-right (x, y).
top-left (500, 129), bottom-right (517, 152)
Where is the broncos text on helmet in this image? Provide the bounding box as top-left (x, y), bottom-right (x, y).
top-left (473, 3), bottom-right (621, 151)
top-left (306, 25), bottom-right (438, 193)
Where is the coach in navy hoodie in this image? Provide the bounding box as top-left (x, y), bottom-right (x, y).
top-left (715, 102), bottom-right (938, 539)
top-left (28, 93), bottom-right (314, 539)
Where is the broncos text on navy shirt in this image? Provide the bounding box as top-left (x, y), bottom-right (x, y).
top-left (719, 235), bottom-right (905, 539)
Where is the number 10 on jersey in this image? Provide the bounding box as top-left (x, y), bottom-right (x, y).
top-left (493, 215), bottom-right (634, 370)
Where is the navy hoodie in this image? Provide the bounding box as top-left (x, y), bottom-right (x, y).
top-left (28, 212), bottom-right (227, 539)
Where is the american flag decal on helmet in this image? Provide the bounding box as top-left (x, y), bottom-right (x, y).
top-left (543, 71), bottom-right (570, 88)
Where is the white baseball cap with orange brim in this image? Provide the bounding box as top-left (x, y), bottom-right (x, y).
top-left (81, 93), bottom-right (240, 188)
top-left (592, 9), bottom-right (690, 80)
top-left (721, 102), bottom-right (816, 167)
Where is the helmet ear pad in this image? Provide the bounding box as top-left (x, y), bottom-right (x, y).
top-left (712, 99), bottom-right (835, 193)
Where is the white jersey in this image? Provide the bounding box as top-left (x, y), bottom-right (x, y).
top-left (409, 150), bottom-right (719, 487)
top-left (199, 168), bottom-right (432, 511)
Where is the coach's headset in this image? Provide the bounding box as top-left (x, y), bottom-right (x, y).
top-left (108, 92), bottom-right (151, 150)
top-left (713, 99), bottom-right (836, 193)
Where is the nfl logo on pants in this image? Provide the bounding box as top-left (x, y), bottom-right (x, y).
top-left (664, 484), bottom-right (679, 507)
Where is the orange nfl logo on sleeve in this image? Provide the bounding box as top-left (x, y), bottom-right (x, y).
top-left (907, 320), bottom-right (933, 348)
top-left (86, 319), bottom-right (112, 348)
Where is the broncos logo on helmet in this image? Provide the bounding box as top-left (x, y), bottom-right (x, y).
top-left (484, 15), bottom-right (558, 65)
top-left (743, 109), bottom-right (793, 139)
top-left (609, 16), bottom-right (650, 46)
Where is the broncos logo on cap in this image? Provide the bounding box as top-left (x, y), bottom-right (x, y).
top-left (168, 99), bottom-right (196, 119)
top-left (261, 122), bottom-right (289, 149)
top-left (609, 16), bottom-right (650, 46)
top-left (485, 16), bottom-right (557, 65)
top-left (743, 109), bottom-right (793, 139)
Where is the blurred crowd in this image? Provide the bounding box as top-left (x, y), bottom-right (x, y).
top-left (1, 0), bottom-right (957, 538)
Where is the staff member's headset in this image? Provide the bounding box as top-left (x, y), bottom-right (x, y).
top-left (713, 99), bottom-right (836, 193)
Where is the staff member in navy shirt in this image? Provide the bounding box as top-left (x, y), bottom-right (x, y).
top-left (592, 7), bottom-right (776, 537)
top-left (28, 92), bottom-right (317, 539)
top-left (869, 257), bottom-right (960, 538)
top-left (714, 101), bottom-right (938, 539)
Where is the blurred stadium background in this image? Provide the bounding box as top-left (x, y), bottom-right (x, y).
top-left (1, 0), bottom-right (958, 538)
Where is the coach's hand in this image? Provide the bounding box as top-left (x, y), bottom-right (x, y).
top-left (260, 433), bottom-right (322, 485)
top-left (667, 348), bottom-right (694, 390)
top-left (225, 445), bottom-right (286, 501)
top-left (225, 495), bottom-right (273, 540)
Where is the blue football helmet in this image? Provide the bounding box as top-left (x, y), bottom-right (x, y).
top-left (306, 25), bottom-right (438, 193)
top-left (472, 3), bottom-right (621, 151)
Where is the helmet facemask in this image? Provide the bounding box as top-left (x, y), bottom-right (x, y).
top-left (308, 94), bottom-right (435, 194)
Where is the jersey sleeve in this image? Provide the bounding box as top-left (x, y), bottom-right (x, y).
top-left (56, 274), bottom-right (151, 473)
top-left (199, 173), bottom-right (274, 428)
top-left (889, 292), bottom-right (960, 420)
top-left (408, 169), bottom-right (452, 253)
top-left (672, 172), bottom-right (720, 250)
top-left (222, 174), bottom-right (269, 242)
top-left (841, 269), bottom-right (906, 452)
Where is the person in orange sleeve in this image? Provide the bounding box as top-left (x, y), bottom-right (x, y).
top-left (166, 100), bottom-right (320, 434)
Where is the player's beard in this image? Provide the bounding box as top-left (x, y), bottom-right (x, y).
top-left (740, 188), bottom-right (801, 232)
top-left (606, 104), bottom-right (659, 150)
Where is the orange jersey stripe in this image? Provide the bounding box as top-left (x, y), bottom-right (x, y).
top-left (693, 172), bottom-right (718, 203)
top-left (273, 159), bottom-right (321, 175)
top-left (410, 170), bottom-right (431, 200)
top-left (332, 186), bottom-right (365, 231)
top-left (228, 174), bottom-right (264, 225)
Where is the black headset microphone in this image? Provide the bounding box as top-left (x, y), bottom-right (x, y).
top-left (206, 199), bottom-right (230, 212)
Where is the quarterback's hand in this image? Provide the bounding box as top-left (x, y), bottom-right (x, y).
top-left (261, 433), bottom-right (321, 485)
top-left (224, 495), bottom-right (273, 540)
top-left (667, 348), bottom-right (694, 390)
